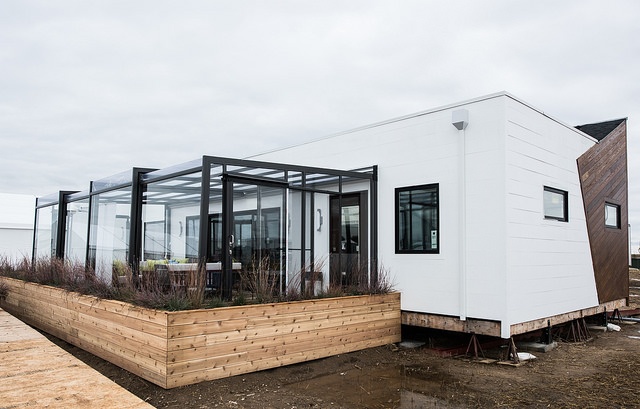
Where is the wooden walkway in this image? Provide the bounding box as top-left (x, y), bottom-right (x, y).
top-left (0, 308), bottom-right (154, 408)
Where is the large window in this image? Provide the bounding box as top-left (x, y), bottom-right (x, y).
top-left (396, 184), bottom-right (439, 254)
top-left (605, 202), bottom-right (621, 229)
top-left (543, 186), bottom-right (568, 222)
top-left (207, 208), bottom-right (282, 265)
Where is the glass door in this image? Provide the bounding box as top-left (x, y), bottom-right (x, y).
top-left (330, 193), bottom-right (367, 287)
top-left (219, 178), bottom-right (286, 299)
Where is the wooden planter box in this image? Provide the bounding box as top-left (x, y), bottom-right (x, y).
top-left (0, 277), bottom-right (400, 389)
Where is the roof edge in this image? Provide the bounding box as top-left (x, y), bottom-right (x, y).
top-left (248, 91), bottom-right (598, 158)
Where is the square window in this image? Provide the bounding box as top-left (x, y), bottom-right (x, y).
top-left (395, 184), bottom-right (439, 253)
top-left (605, 202), bottom-right (621, 229)
top-left (543, 186), bottom-right (568, 222)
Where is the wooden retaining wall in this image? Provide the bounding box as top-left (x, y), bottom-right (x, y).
top-left (0, 277), bottom-right (400, 389)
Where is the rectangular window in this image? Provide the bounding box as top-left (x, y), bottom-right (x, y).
top-left (396, 184), bottom-right (439, 253)
top-left (543, 186), bottom-right (568, 222)
top-left (185, 215), bottom-right (200, 259)
top-left (605, 202), bottom-right (621, 229)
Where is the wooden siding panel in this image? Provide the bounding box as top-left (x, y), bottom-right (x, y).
top-left (577, 121), bottom-right (629, 303)
top-left (0, 277), bottom-right (400, 389)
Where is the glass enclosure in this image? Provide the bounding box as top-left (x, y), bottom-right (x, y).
top-left (34, 201), bottom-right (57, 259)
top-left (33, 156), bottom-right (377, 298)
top-left (89, 186), bottom-right (132, 281)
top-left (141, 171), bottom-right (202, 262)
top-left (64, 193), bottom-right (90, 264)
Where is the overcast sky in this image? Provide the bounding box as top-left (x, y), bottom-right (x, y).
top-left (1, 0), bottom-right (639, 251)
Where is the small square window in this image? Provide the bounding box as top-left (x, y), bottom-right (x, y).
top-left (605, 202), bottom-right (621, 229)
top-left (543, 186), bottom-right (568, 222)
top-left (395, 184), bottom-right (439, 253)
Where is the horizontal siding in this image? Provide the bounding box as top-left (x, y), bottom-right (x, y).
top-left (504, 98), bottom-right (598, 329)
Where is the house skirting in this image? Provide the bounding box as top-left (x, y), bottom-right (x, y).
top-left (402, 298), bottom-right (627, 339)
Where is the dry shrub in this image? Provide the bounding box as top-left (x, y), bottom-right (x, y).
top-left (0, 255), bottom-right (395, 311)
top-left (0, 281), bottom-right (7, 300)
top-left (185, 263), bottom-right (206, 309)
top-left (239, 256), bottom-right (284, 304)
top-left (317, 260), bottom-right (395, 298)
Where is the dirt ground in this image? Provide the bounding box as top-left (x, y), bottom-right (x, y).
top-left (47, 269), bottom-right (640, 409)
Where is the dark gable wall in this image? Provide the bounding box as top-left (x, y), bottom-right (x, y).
top-left (577, 120), bottom-right (629, 303)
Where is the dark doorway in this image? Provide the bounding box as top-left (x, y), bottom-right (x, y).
top-left (329, 192), bottom-right (368, 287)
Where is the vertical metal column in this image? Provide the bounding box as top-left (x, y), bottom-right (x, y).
top-left (128, 170), bottom-right (144, 281)
top-left (370, 166), bottom-right (378, 285)
top-left (300, 175), bottom-right (306, 294)
top-left (55, 191), bottom-right (75, 260)
top-left (129, 168), bottom-right (155, 284)
top-left (198, 161), bottom-right (212, 292)
top-left (221, 173), bottom-right (233, 300)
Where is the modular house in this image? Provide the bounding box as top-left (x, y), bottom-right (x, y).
top-left (32, 92), bottom-right (628, 340)
top-left (251, 92), bottom-right (629, 339)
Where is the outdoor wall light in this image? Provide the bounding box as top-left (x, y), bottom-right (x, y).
top-left (452, 109), bottom-right (469, 130)
top-left (317, 209), bottom-right (323, 232)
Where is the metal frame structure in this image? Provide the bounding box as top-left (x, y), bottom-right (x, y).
top-left (33, 155), bottom-right (377, 300)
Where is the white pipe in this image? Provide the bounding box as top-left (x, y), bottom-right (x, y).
top-left (459, 127), bottom-right (467, 321)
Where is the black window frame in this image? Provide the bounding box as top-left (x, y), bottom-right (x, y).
top-left (395, 183), bottom-right (439, 254)
top-left (604, 202), bottom-right (621, 229)
top-left (543, 186), bottom-right (568, 222)
top-left (185, 215), bottom-right (200, 260)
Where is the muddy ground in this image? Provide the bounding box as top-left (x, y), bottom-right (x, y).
top-left (48, 269), bottom-right (640, 409)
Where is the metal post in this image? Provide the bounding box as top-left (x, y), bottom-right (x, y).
top-left (221, 173), bottom-right (233, 301)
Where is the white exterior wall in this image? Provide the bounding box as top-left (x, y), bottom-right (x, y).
top-left (462, 99), bottom-right (508, 324)
top-left (252, 93), bottom-right (600, 337)
top-left (0, 193), bottom-right (36, 260)
top-left (503, 98), bottom-right (598, 335)
top-left (253, 95), bottom-right (512, 320)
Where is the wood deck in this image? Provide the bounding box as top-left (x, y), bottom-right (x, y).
top-left (0, 308), bottom-right (153, 409)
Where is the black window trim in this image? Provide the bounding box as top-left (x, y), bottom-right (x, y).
top-left (604, 201), bottom-right (621, 229)
top-left (395, 183), bottom-right (440, 254)
top-left (543, 186), bottom-right (568, 222)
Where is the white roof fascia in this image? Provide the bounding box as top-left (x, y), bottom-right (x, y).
top-left (249, 91), bottom-right (598, 159)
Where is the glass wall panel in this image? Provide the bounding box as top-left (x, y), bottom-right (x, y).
top-left (92, 170), bottom-right (133, 192)
top-left (64, 198), bottom-right (90, 264)
top-left (259, 185), bottom-right (286, 276)
top-left (141, 171), bottom-right (202, 263)
top-left (287, 190), bottom-right (303, 278)
top-left (231, 182), bottom-right (286, 295)
top-left (231, 183), bottom-right (258, 267)
top-left (206, 174), bottom-right (223, 262)
top-left (304, 173), bottom-right (341, 193)
top-left (34, 205), bottom-right (57, 259)
top-left (88, 187), bottom-right (131, 281)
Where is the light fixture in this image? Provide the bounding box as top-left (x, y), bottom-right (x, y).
top-left (452, 109), bottom-right (469, 130)
top-left (316, 209), bottom-right (323, 232)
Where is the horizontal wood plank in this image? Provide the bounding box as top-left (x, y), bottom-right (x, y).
top-left (0, 277), bottom-right (400, 389)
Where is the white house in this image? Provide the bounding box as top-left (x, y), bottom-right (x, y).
top-left (251, 92), bottom-right (629, 338)
top-left (32, 92), bottom-right (628, 340)
top-left (0, 193), bottom-right (36, 260)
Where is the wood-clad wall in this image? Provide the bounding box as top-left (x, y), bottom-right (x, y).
top-left (0, 278), bottom-right (169, 387)
top-left (0, 277), bottom-right (400, 389)
top-left (577, 121), bottom-right (629, 303)
top-left (165, 293), bottom-right (400, 387)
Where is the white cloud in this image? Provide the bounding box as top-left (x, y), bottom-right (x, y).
top-left (0, 0), bottom-right (639, 248)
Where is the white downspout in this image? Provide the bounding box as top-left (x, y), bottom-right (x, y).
top-left (452, 109), bottom-right (469, 321)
